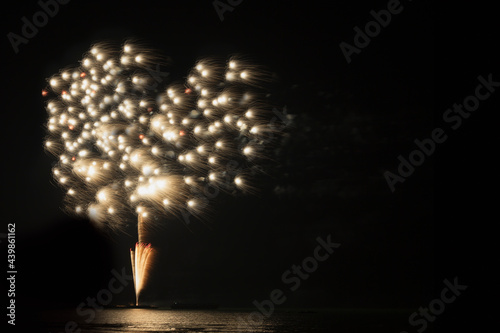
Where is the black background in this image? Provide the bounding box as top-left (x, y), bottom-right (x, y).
top-left (1, 0), bottom-right (497, 332)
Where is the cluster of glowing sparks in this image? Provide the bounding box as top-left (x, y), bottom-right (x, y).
top-left (43, 42), bottom-right (277, 231)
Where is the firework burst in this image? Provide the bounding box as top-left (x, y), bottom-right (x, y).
top-left (43, 41), bottom-right (279, 305)
top-left (44, 41), bottom-right (277, 230)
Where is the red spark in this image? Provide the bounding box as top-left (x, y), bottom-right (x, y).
top-left (71, 156), bottom-right (76, 161)
top-left (41, 89), bottom-right (48, 97)
top-left (69, 125), bottom-right (75, 130)
top-left (80, 72), bottom-right (86, 78)
top-left (184, 88), bottom-right (192, 94)
top-left (61, 90), bottom-right (67, 95)
top-left (139, 134), bottom-right (145, 139)
top-left (147, 107), bottom-right (153, 113)
top-left (179, 130), bottom-right (186, 136)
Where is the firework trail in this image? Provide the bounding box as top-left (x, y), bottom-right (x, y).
top-left (43, 41), bottom-right (279, 305)
top-left (130, 214), bottom-right (155, 305)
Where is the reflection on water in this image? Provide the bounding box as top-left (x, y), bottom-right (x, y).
top-left (94, 309), bottom-right (273, 332)
top-left (39, 308), bottom-right (409, 332)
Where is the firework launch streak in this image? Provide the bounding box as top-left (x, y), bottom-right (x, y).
top-left (6, 223), bottom-right (16, 326)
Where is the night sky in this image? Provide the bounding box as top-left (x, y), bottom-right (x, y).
top-left (1, 0), bottom-right (497, 331)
